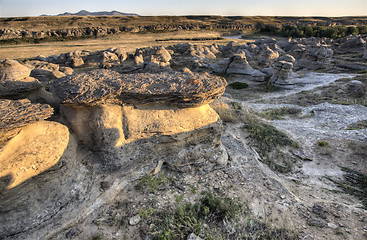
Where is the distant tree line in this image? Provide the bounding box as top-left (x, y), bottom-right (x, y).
top-left (258, 24), bottom-right (367, 38)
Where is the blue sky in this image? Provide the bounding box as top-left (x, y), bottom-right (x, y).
top-left (0, 0), bottom-right (366, 17)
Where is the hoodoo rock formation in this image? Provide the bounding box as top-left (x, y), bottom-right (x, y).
top-left (51, 70), bottom-right (228, 169)
top-left (0, 70), bottom-right (227, 239)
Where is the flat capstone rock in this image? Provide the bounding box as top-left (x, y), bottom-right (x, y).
top-left (0, 99), bottom-right (53, 132)
top-left (49, 69), bottom-right (227, 107)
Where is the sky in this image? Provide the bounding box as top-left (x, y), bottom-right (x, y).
top-left (0, 0), bottom-right (366, 17)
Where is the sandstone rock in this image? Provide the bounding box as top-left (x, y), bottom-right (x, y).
top-left (144, 46), bottom-right (172, 72)
top-left (59, 66), bottom-right (74, 75)
top-left (50, 70), bottom-right (227, 108)
top-left (269, 60), bottom-right (295, 85)
top-left (278, 54), bottom-right (296, 64)
top-left (0, 121), bottom-right (69, 189)
top-left (67, 56), bottom-right (84, 68)
top-left (258, 45), bottom-right (279, 65)
top-left (60, 103), bottom-right (227, 170)
top-left (0, 59), bottom-right (42, 97)
top-left (26, 60), bottom-right (59, 71)
top-left (113, 47), bottom-right (128, 62)
top-left (134, 54), bottom-right (145, 67)
top-left (0, 99), bottom-right (53, 133)
top-left (363, 50), bottom-right (367, 60)
top-left (0, 59), bottom-right (31, 81)
top-left (226, 53), bottom-right (265, 77)
top-left (30, 68), bottom-right (66, 83)
top-left (339, 36), bottom-right (366, 53)
top-left (209, 58), bottom-right (231, 74)
top-left (292, 43), bottom-right (333, 70)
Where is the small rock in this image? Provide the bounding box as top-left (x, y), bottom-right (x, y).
top-left (327, 223), bottom-right (338, 229)
top-left (100, 181), bottom-right (111, 191)
top-left (307, 218), bottom-right (326, 228)
top-left (187, 233), bottom-right (203, 240)
top-left (312, 203), bottom-right (327, 219)
top-left (129, 214), bottom-right (141, 225)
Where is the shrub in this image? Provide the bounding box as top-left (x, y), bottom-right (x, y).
top-left (317, 141), bottom-right (329, 147)
top-left (229, 81), bottom-right (249, 89)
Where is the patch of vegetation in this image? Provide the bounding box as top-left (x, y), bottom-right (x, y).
top-left (242, 112), bottom-right (299, 173)
top-left (135, 173), bottom-right (167, 193)
top-left (211, 102), bottom-right (241, 123)
top-left (243, 117), bottom-right (298, 156)
top-left (229, 81), bottom-right (249, 89)
top-left (346, 120), bottom-right (367, 130)
top-left (317, 141), bottom-right (329, 147)
top-left (326, 167), bottom-right (367, 209)
top-left (257, 24), bottom-right (367, 39)
top-left (148, 191), bottom-right (300, 240)
top-left (257, 107), bottom-right (302, 120)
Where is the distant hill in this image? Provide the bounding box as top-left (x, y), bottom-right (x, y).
top-left (42, 10), bottom-right (139, 17)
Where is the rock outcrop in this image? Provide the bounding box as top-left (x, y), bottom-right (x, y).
top-left (269, 54), bottom-right (296, 85)
top-left (0, 69), bottom-right (228, 239)
top-left (0, 59), bottom-right (42, 97)
top-left (50, 70), bottom-right (228, 169)
top-left (50, 70), bottom-right (226, 107)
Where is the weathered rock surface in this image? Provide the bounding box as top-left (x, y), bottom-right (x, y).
top-left (61, 103), bottom-right (227, 169)
top-left (226, 53), bottom-right (265, 77)
top-left (50, 70), bottom-right (227, 107)
top-left (269, 60), bottom-right (294, 85)
top-left (0, 59), bottom-right (43, 97)
top-left (0, 99), bottom-right (53, 133)
top-left (338, 36), bottom-right (366, 53)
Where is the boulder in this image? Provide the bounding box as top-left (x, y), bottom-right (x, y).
top-left (25, 60), bottom-right (59, 71)
top-left (30, 68), bottom-right (66, 83)
top-left (269, 60), bottom-right (295, 85)
top-left (209, 58), bottom-right (231, 74)
top-left (0, 59), bottom-right (31, 81)
top-left (339, 36), bottom-right (366, 53)
top-left (113, 47), bottom-right (128, 62)
top-left (0, 59), bottom-right (42, 97)
top-left (49, 70), bottom-right (227, 107)
top-left (291, 43), bottom-right (333, 70)
top-left (258, 45), bottom-right (280, 65)
top-left (226, 53), bottom-right (265, 77)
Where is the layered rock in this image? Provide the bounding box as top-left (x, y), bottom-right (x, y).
top-left (269, 54), bottom-right (297, 85)
top-left (0, 99), bottom-right (73, 238)
top-left (226, 53), bottom-right (265, 78)
top-left (0, 59), bottom-right (42, 97)
top-left (50, 70), bottom-right (228, 169)
top-left (291, 43), bottom-right (333, 70)
top-left (50, 70), bottom-right (226, 107)
top-left (338, 36), bottom-right (366, 53)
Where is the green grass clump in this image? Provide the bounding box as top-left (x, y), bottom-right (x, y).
top-left (149, 190), bottom-right (299, 240)
top-left (135, 173), bottom-right (167, 193)
top-left (229, 82), bottom-right (249, 89)
top-left (257, 107), bottom-right (302, 120)
top-left (327, 167), bottom-right (367, 209)
top-left (317, 141), bottom-right (329, 147)
top-left (243, 120), bottom-right (298, 156)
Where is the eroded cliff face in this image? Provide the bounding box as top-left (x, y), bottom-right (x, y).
top-left (0, 70), bottom-right (227, 239)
